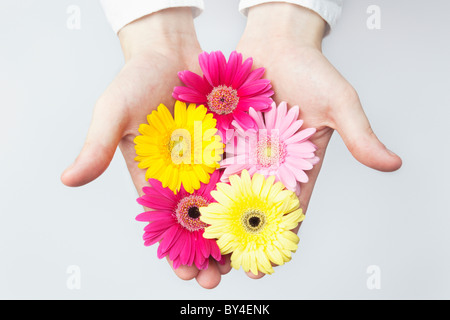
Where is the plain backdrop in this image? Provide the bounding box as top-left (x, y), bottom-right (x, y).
top-left (0, 0), bottom-right (449, 299)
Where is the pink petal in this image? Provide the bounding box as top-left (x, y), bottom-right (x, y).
top-left (213, 51), bottom-right (227, 85)
top-left (263, 104), bottom-right (277, 131)
top-left (286, 157), bottom-right (314, 170)
top-left (284, 128), bottom-right (317, 144)
top-left (157, 224), bottom-right (182, 259)
top-left (143, 230), bottom-right (165, 246)
top-left (240, 67), bottom-right (266, 87)
top-left (295, 183), bottom-right (301, 196)
top-left (224, 51), bottom-right (242, 85)
top-left (308, 156), bottom-right (320, 165)
top-left (197, 258), bottom-right (209, 270)
top-left (232, 57), bottom-right (253, 89)
top-left (195, 248), bottom-right (209, 269)
top-left (273, 101), bottom-right (287, 130)
top-left (279, 105), bottom-right (300, 133)
top-left (210, 240), bottom-right (222, 261)
top-left (146, 179), bottom-right (177, 201)
top-left (233, 110), bottom-right (257, 131)
top-left (169, 231), bottom-right (187, 261)
top-left (137, 195), bottom-right (175, 210)
top-left (286, 149), bottom-right (315, 159)
top-left (179, 232), bottom-right (192, 265)
top-left (238, 97), bottom-right (273, 111)
top-left (277, 165), bottom-right (297, 190)
top-left (172, 257), bottom-right (182, 269)
top-left (248, 107), bottom-right (266, 130)
top-left (187, 234), bottom-right (196, 266)
top-left (199, 52), bottom-right (217, 87)
top-left (172, 86), bottom-right (207, 104)
top-left (144, 219), bottom-right (175, 233)
top-left (280, 119), bottom-right (303, 141)
top-left (286, 141), bottom-right (317, 153)
top-left (197, 233), bottom-right (210, 260)
top-left (215, 113), bottom-right (234, 133)
top-left (136, 211), bottom-right (172, 222)
top-left (177, 70), bottom-right (212, 95)
top-left (284, 161), bottom-right (309, 183)
top-left (237, 79), bottom-right (271, 98)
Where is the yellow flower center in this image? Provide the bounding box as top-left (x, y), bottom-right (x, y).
top-left (241, 209), bottom-right (267, 234)
top-left (256, 136), bottom-right (287, 168)
top-left (168, 136), bottom-right (188, 157)
top-left (207, 85), bottom-right (239, 115)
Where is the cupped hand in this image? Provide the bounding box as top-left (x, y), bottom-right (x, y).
top-left (61, 8), bottom-right (231, 289)
top-left (236, 3), bottom-right (402, 279)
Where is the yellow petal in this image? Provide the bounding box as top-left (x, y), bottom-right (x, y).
top-left (251, 173), bottom-right (265, 197)
top-left (210, 190), bottom-right (234, 208)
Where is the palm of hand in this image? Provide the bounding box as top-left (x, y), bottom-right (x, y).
top-left (63, 48), bottom-right (232, 288)
top-left (237, 45), bottom-right (352, 214)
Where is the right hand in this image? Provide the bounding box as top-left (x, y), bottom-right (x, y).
top-left (60, 8), bottom-right (231, 289)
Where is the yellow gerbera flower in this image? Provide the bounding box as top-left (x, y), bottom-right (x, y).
top-left (200, 170), bottom-right (304, 275)
top-left (134, 101), bottom-right (223, 194)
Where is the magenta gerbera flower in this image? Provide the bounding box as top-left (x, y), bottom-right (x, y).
top-left (173, 51), bottom-right (274, 137)
top-left (136, 171), bottom-right (223, 270)
top-left (221, 101), bottom-right (320, 195)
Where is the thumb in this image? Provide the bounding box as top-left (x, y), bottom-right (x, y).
top-left (61, 96), bottom-right (126, 187)
top-left (332, 94), bottom-right (402, 172)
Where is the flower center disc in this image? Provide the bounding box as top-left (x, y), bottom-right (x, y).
top-left (175, 195), bottom-right (209, 232)
top-left (241, 209), bottom-right (266, 234)
top-left (256, 136), bottom-right (287, 168)
top-left (207, 85), bottom-right (239, 115)
top-left (168, 136), bottom-right (188, 157)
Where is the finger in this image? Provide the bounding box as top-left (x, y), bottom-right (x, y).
top-left (332, 92), bottom-right (402, 172)
top-left (166, 257), bottom-right (199, 281)
top-left (119, 135), bottom-right (148, 196)
top-left (297, 130), bottom-right (332, 215)
top-left (246, 270), bottom-right (265, 279)
top-left (217, 254), bottom-right (232, 275)
top-left (195, 259), bottom-right (221, 289)
top-left (61, 94), bottom-right (127, 187)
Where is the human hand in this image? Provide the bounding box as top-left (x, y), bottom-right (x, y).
top-left (236, 3), bottom-right (402, 279)
top-left (61, 8), bottom-right (231, 289)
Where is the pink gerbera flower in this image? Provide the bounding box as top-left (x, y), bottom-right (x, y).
top-left (136, 171), bottom-right (223, 270)
top-left (221, 101), bottom-right (320, 195)
top-left (173, 51), bottom-right (274, 137)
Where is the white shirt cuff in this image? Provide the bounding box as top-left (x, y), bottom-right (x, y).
top-left (239, 0), bottom-right (343, 29)
top-left (100, 0), bottom-right (205, 34)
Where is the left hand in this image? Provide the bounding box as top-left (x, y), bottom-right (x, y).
top-left (236, 3), bottom-right (402, 279)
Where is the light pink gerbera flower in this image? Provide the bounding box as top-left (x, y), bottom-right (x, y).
top-left (221, 101), bottom-right (320, 195)
top-left (136, 171), bottom-right (223, 270)
top-left (173, 51), bottom-right (274, 137)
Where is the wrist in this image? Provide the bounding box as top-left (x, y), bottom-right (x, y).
top-left (243, 3), bottom-right (326, 50)
top-left (118, 7), bottom-right (200, 61)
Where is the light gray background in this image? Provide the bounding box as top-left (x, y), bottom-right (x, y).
top-left (0, 0), bottom-right (449, 300)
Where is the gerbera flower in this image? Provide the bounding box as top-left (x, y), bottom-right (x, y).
top-left (221, 101), bottom-right (319, 195)
top-left (200, 170), bottom-right (305, 275)
top-left (134, 101), bottom-right (223, 194)
top-left (173, 51), bottom-right (274, 137)
top-left (136, 171), bottom-right (223, 270)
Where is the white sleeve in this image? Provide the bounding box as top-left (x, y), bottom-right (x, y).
top-left (239, 0), bottom-right (343, 29)
top-left (100, 0), bottom-right (205, 34)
